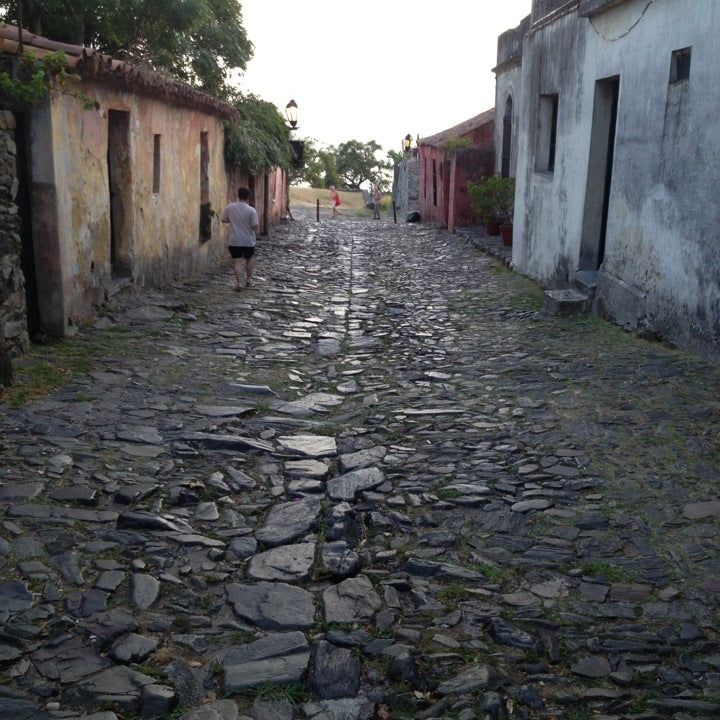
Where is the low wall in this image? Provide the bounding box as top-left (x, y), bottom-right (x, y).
top-left (0, 110), bottom-right (28, 356)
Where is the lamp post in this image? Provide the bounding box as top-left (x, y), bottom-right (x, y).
top-left (284, 99), bottom-right (302, 222)
top-left (403, 133), bottom-right (412, 153)
top-left (285, 99), bottom-right (299, 130)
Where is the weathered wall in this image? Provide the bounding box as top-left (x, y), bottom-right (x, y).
top-left (512, 0), bottom-right (720, 355)
top-left (226, 167), bottom-right (288, 236)
top-left (266, 166), bottom-right (288, 227)
top-left (0, 110), bottom-right (28, 355)
top-left (448, 148), bottom-right (495, 232)
top-left (420, 118), bottom-right (495, 228)
top-left (494, 16), bottom-right (530, 178)
top-left (418, 146), bottom-right (449, 226)
top-left (392, 155), bottom-right (419, 219)
top-left (41, 83), bottom-right (228, 334)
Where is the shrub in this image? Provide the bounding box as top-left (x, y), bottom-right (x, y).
top-left (440, 136), bottom-right (472, 155)
top-left (467, 175), bottom-right (515, 225)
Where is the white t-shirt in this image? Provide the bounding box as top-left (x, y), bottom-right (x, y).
top-left (222, 201), bottom-right (259, 247)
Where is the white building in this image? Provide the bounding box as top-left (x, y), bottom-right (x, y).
top-left (506, 0), bottom-right (720, 356)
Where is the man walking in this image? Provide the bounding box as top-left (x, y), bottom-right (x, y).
top-left (221, 187), bottom-right (259, 291)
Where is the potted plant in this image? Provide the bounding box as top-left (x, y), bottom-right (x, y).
top-left (467, 176), bottom-right (514, 241)
top-left (467, 176), bottom-right (498, 235)
top-left (494, 177), bottom-right (515, 247)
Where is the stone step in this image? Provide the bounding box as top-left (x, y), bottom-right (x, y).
top-left (543, 289), bottom-right (591, 316)
top-left (572, 270), bottom-right (598, 299)
top-left (107, 277), bottom-right (133, 298)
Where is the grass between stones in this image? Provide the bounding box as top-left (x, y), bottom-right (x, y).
top-left (580, 561), bottom-right (633, 583)
top-left (247, 680), bottom-right (308, 704)
top-left (1, 328), bottom-right (138, 408)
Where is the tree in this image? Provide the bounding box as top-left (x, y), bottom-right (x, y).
top-left (225, 94), bottom-right (292, 173)
top-left (335, 139), bottom-right (391, 191)
top-left (1, 0), bottom-right (253, 98)
top-left (290, 139), bottom-right (342, 189)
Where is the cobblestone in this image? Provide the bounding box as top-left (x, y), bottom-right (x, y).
top-left (0, 210), bottom-right (719, 718)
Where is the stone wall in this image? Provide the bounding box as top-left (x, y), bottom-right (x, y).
top-left (0, 110), bottom-right (28, 356)
top-left (392, 155), bottom-right (419, 220)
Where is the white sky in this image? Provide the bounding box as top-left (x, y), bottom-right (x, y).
top-left (236, 0), bottom-right (531, 154)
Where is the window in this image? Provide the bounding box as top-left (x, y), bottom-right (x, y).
top-left (535, 94), bottom-right (559, 173)
top-left (152, 135), bottom-right (161, 193)
top-left (669, 47), bottom-right (691, 84)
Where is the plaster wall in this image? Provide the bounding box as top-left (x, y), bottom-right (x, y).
top-left (46, 83), bottom-right (228, 333)
top-left (512, 0), bottom-right (720, 355)
top-left (227, 166), bottom-right (289, 235)
top-left (418, 146), bottom-right (449, 226)
top-left (494, 15), bottom-right (530, 178)
top-left (494, 63), bottom-right (523, 178)
top-left (448, 148), bottom-right (495, 232)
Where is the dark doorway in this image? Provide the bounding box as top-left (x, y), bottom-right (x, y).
top-left (107, 110), bottom-right (132, 276)
top-left (199, 131), bottom-right (211, 242)
top-left (501, 95), bottom-right (513, 178)
top-left (579, 77), bottom-right (620, 271)
top-left (261, 172), bottom-right (270, 236)
top-left (14, 113), bottom-right (40, 336)
top-left (248, 174), bottom-right (256, 207)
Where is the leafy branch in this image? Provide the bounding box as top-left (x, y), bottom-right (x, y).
top-left (0, 51), bottom-right (97, 109)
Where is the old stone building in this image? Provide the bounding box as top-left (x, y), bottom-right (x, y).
top-left (0, 25), bottom-right (288, 347)
top-left (503, 0), bottom-right (720, 356)
top-left (417, 109), bottom-right (495, 231)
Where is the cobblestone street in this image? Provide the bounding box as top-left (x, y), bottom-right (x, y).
top-left (1, 211), bottom-right (719, 720)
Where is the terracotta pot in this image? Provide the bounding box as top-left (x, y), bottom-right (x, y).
top-left (500, 223), bottom-right (513, 246)
top-left (485, 220), bottom-right (501, 236)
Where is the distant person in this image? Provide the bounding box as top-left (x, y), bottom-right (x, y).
top-left (373, 187), bottom-right (382, 219)
top-left (330, 186), bottom-right (340, 218)
top-left (221, 187), bottom-right (259, 291)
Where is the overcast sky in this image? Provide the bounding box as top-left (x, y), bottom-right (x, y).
top-left (236, 0), bottom-right (531, 154)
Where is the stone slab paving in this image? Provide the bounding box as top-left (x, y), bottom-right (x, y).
top-left (0, 209), bottom-right (719, 719)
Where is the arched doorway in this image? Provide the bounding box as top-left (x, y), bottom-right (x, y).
top-left (501, 95), bottom-right (513, 178)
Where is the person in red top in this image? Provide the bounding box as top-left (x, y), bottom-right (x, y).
top-left (330, 186), bottom-right (340, 218)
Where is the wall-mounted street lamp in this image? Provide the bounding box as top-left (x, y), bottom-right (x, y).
top-left (285, 99), bottom-right (299, 130)
top-left (403, 133), bottom-right (413, 152)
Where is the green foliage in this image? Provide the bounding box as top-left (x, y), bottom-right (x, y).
top-left (440, 137), bottom-right (472, 154)
top-left (0, 51), bottom-right (92, 106)
top-left (467, 175), bottom-right (515, 225)
top-left (290, 139), bottom-right (342, 188)
top-left (224, 94), bottom-right (293, 173)
top-left (580, 561), bottom-right (633, 582)
top-left (248, 681), bottom-right (308, 704)
top-left (335, 139), bottom-right (391, 191)
top-left (1, 0), bottom-right (253, 99)
top-left (469, 562), bottom-right (505, 582)
top-left (387, 149), bottom-right (405, 165)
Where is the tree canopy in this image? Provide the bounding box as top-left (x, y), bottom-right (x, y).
top-left (336, 139), bottom-right (391, 191)
top-left (225, 94), bottom-right (293, 174)
top-left (1, 0), bottom-right (253, 98)
top-left (290, 139), bottom-right (341, 189)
